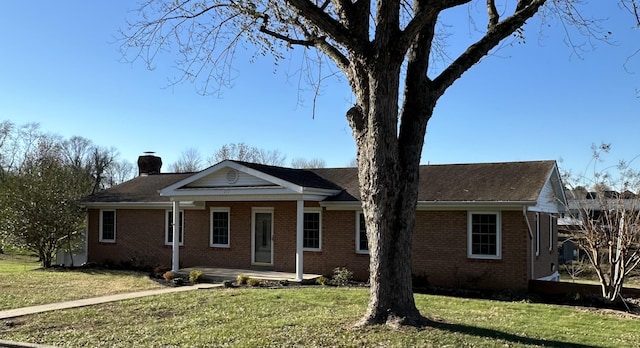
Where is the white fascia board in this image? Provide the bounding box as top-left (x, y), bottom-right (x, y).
top-left (321, 201), bottom-right (363, 210)
top-left (301, 187), bottom-right (342, 197)
top-left (229, 162), bottom-right (305, 193)
top-left (159, 160), bottom-right (233, 195)
top-left (160, 160), bottom-right (307, 196)
top-left (322, 200), bottom-right (536, 211)
top-left (549, 162), bottom-right (568, 206)
top-left (168, 186), bottom-right (297, 197)
top-left (81, 201), bottom-right (203, 210)
top-left (416, 201), bottom-right (535, 211)
top-left (526, 205), bottom-right (562, 214)
top-left (533, 162), bottom-right (567, 214)
top-left (169, 194), bottom-right (329, 202)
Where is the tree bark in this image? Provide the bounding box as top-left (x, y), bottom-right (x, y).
top-left (347, 48), bottom-right (433, 325)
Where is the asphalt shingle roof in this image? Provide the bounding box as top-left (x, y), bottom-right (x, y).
top-left (83, 160), bottom-right (556, 204)
top-left (312, 160), bottom-right (556, 202)
top-left (82, 173), bottom-right (193, 203)
top-left (230, 160), bottom-right (343, 190)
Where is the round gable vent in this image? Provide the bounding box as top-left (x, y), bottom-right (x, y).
top-left (226, 168), bottom-right (239, 184)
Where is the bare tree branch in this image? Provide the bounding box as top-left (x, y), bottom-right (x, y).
top-left (286, 0), bottom-right (366, 54)
top-left (432, 0), bottom-right (547, 98)
top-left (487, 0), bottom-right (499, 28)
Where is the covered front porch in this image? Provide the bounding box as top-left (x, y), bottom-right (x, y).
top-left (161, 160), bottom-right (343, 281)
top-left (177, 266), bottom-right (322, 284)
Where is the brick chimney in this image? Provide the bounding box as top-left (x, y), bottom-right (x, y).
top-left (137, 152), bottom-right (162, 176)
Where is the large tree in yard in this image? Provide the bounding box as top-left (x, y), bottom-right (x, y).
top-left (122, 0), bottom-right (626, 326)
top-left (0, 121), bottom-right (130, 266)
top-left (1, 140), bottom-right (87, 268)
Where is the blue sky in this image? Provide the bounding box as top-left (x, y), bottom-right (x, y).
top-left (1, 1), bottom-right (638, 176)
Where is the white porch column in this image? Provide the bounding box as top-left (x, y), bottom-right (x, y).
top-left (295, 199), bottom-right (304, 281)
top-left (171, 200), bottom-right (180, 272)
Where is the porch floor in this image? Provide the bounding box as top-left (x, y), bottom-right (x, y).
top-left (177, 267), bottom-right (322, 284)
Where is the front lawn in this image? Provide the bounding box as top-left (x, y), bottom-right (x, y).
top-left (0, 254), bottom-right (163, 310)
top-left (2, 287), bottom-right (639, 347)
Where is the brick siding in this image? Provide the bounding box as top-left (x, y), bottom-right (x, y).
top-left (87, 204), bottom-right (558, 290)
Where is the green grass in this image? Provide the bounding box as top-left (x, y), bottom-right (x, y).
top-left (0, 254), bottom-right (164, 310)
top-left (1, 287), bottom-right (639, 347)
top-left (2, 255), bottom-right (639, 347)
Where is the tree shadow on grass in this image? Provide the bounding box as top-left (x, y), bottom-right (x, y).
top-left (427, 318), bottom-right (597, 348)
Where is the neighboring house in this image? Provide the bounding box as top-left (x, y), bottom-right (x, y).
top-left (81, 155), bottom-right (566, 290)
top-left (558, 190), bottom-right (639, 264)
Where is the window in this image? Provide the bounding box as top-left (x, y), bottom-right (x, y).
top-left (99, 210), bottom-right (116, 242)
top-left (356, 212), bottom-right (368, 254)
top-left (210, 208), bottom-right (230, 247)
top-left (303, 210), bottom-right (321, 251)
top-left (467, 212), bottom-right (501, 259)
top-left (165, 210), bottom-right (184, 245)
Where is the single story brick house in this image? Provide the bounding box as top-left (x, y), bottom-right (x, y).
top-left (81, 156), bottom-right (566, 290)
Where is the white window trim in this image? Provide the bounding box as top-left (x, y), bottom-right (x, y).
top-left (536, 212), bottom-right (540, 257)
top-left (210, 207), bottom-right (231, 248)
top-left (99, 209), bottom-right (116, 243)
top-left (303, 208), bottom-right (322, 252)
top-left (164, 210), bottom-right (184, 246)
top-left (467, 211), bottom-right (501, 260)
top-left (356, 211), bottom-right (369, 255)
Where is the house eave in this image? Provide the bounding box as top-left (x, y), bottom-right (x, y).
top-left (321, 200), bottom-right (538, 211)
top-left (161, 186), bottom-right (341, 202)
top-left (81, 201), bottom-right (204, 210)
top-left (418, 201), bottom-right (536, 210)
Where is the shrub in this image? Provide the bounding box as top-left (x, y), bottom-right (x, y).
top-left (163, 271), bottom-right (175, 281)
top-left (316, 276), bottom-right (329, 286)
top-left (153, 265), bottom-right (171, 279)
top-left (247, 278), bottom-right (262, 287)
top-left (331, 267), bottom-right (353, 286)
top-left (154, 265), bottom-right (170, 273)
top-left (237, 274), bottom-right (249, 285)
top-left (189, 270), bottom-right (205, 284)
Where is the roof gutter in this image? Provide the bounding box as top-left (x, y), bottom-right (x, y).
top-left (321, 200), bottom-right (537, 211)
top-left (80, 201), bottom-right (202, 209)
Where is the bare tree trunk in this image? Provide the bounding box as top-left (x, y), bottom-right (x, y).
top-left (348, 57), bottom-right (432, 326)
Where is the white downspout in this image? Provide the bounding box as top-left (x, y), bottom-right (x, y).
top-left (295, 199), bottom-right (304, 281)
top-left (172, 200), bottom-right (181, 272)
top-left (522, 206), bottom-right (534, 280)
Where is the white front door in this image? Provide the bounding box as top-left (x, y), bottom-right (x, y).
top-left (252, 209), bottom-right (273, 265)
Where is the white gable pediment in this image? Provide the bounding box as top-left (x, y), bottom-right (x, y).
top-left (186, 167), bottom-right (275, 188)
top-left (532, 163), bottom-right (567, 214)
top-left (160, 160), bottom-right (291, 196)
top-left (159, 160), bottom-right (342, 201)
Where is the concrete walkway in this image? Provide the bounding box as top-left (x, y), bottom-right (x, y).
top-left (0, 283), bottom-right (220, 320)
top-left (0, 267), bottom-right (319, 320)
top-left (0, 267), bottom-right (319, 347)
